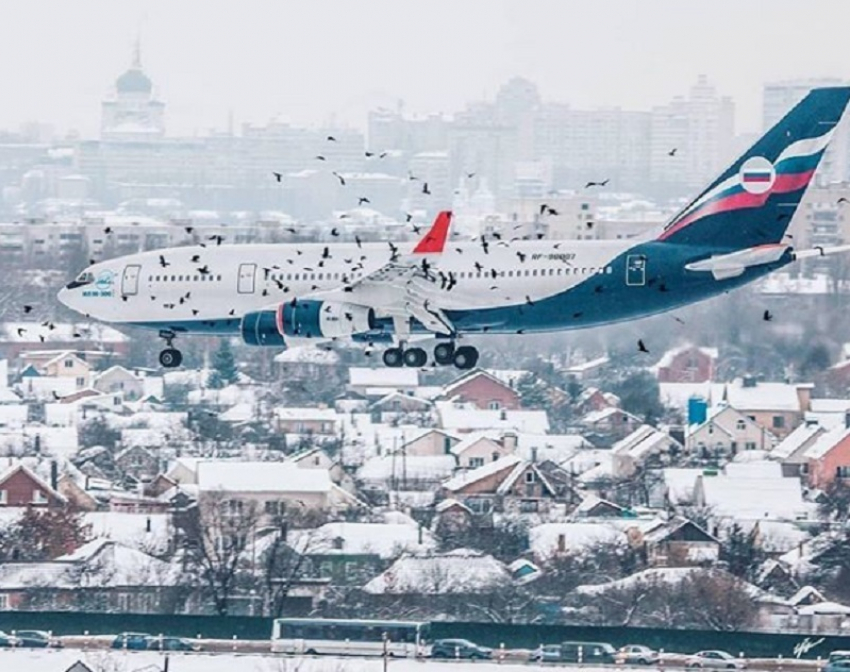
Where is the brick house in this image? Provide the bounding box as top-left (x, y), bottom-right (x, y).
top-left (803, 421), bottom-right (850, 489)
top-left (399, 429), bottom-right (461, 457)
top-left (575, 387), bottom-right (620, 415)
top-left (441, 369), bottom-right (521, 411)
top-left (653, 345), bottom-right (718, 383)
top-left (642, 518), bottom-right (721, 567)
top-left (0, 463), bottom-right (66, 508)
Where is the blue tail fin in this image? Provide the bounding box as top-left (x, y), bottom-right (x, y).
top-left (658, 86), bottom-right (850, 249)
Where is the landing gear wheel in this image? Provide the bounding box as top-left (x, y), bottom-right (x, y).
top-left (453, 345), bottom-right (479, 370)
top-left (434, 342), bottom-right (455, 366)
top-left (382, 347), bottom-right (404, 368)
top-left (159, 348), bottom-right (183, 368)
top-left (403, 347), bottom-right (428, 368)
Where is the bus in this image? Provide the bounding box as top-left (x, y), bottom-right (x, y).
top-left (271, 618), bottom-right (430, 657)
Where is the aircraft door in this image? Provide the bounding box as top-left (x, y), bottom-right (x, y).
top-left (121, 264), bottom-right (141, 296)
top-left (238, 263), bottom-right (257, 294)
top-left (625, 255), bottom-right (646, 286)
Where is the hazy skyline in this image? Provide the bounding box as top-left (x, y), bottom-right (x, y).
top-left (3, 0), bottom-right (849, 138)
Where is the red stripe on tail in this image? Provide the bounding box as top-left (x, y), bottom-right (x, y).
top-left (413, 211), bottom-right (452, 254)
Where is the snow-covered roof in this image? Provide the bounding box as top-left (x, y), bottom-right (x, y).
top-left (530, 522), bottom-right (626, 558)
top-left (771, 423), bottom-right (825, 460)
top-left (699, 474), bottom-right (811, 521)
top-left (436, 402), bottom-right (549, 434)
top-left (723, 461), bottom-right (783, 479)
top-left (611, 425), bottom-right (675, 459)
top-left (349, 368), bottom-right (419, 388)
top-left (514, 433), bottom-right (588, 463)
top-left (798, 601), bottom-right (850, 615)
top-left (289, 522), bottom-right (436, 559)
top-left (652, 344), bottom-right (718, 371)
top-left (804, 424), bottom-right (850, 460)
top-left (274, 347), bottom-right (340, 365)
top-left (751, 521), bottom-right (811, 554)
top-left (449, 431), bottom-right (501, 457)
top-left (1, 322), bottom-right (128, 343)
top-left (573, 567), bottom-right (769, 600)
top-left (362, 549), bottom-right (510, 594)
top-left (275, 407), bottom-right (338, 423)
top-left (564, 356), bottom-right (610, 374)
top-left (724, 378), bottom-right (809, 413)
top-left (658, 382), bottom-right (723, 411)
top-left (663, 468), bottom-right (707, 505)
top-left (187, 384), bottom-right (258, 407)
top-left (443, 454), bottom-right (521, 492)
top-left (197, 460), bottom-right (332, 493)
top-left (358, 455), bottom-right (456, 482)
top-left (83, 512), bottom-right (171, 554)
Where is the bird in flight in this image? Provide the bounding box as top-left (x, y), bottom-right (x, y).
top-left (838, 197), bottom-right (849, 206)
top-left (358, 197), bottom-right (370, 206)
top-left (422, 182), bottom-right (431, 195)
top-left (637, 339), bottom-right (650, 354)
top-left (159, 255), bottom-right (170, 268)
top-left (208, 235), bottom-right (225, 246)
top-left (23, 305), bottom-right (32, 314)
top-left (763, 309), bottom-right (773, 322)
top-left (332, 172), bottom-right (346, 186)
top-left (272, 172), bottom-right (283, 182)
top-left (104, 227), bottom-right (113, 234)
top-left (327, 135), bottom-right (337, 142)
top-left (466, 172), bottom-right (475, 179)
top-left (585, 179), bottom-right (610, 189)
top-left (184, 226), bottom-right (194, 234)
top-left (668, 148), bottom-right (678, 157)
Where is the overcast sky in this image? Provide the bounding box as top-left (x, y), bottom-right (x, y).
top-left (2, 0), bottom-right (848, 138)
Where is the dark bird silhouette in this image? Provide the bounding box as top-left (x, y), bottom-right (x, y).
top-left (358, 197), bottom-right (371, 206)
top-left (322, 246), bottom-right (331, 259)
top-left (327, 135), bottom-right (337, 142)
top-left (52, 391), bottom-right (62, 401)
top-left (191, 309), bottom-right (199, 316)
top-left (586, 221), bottom-right (595, 230)
top-left (672, 316), bottom-right (686, 325)
top-left (272, 172), bottom-right (283, 182)
top-left (466, 172), bottom-right (475, 179)
top-left (481, 238), bottom-right (490, 255)
top-left (405, 213), bottom-right (413, 223)
top-left (365, 151), bottom-right (374, 158)
top-left (539, 204), bottom-right (548, 216)
top-left (637, 339), bottom-right (650, 354)
top-left (474, 261), bottom-right (484, 273)
top-left (208, 235), bottom-right (225, 246)
top-left (545, 206), bottom-right (559, 216)
top-left (16, 328), bottom-right (25, 337)
top-left (315, 155), bottom-right (326, 161)
top-left (332, 171), bottom-right (346, 186)
top-left (23, 305), bottom-right (32, 314)
top-left (422, 182), bottom-right (431, 195)
top-left (191, 254), bottom-right (201, 263)
top-left (777, 213), bottom-right (791, 221)
top-left (525, 295), bottom-right (535, 306)
top-left (517, 251), bottom-right (527, 262)
top-left (355, 235), bottom-right (362, 248)
top-left (185, 226), bottom-right (194, 234)
top-left (412, 225), bottom-right (422, 234)
top-left (585, 178), bottom-right (610, 189)
top-left (104, 227), bottom-right (113, 234)
top-left (668, 148), bottom-right (678, 157)
top-left (158, 255), bottom-right (170, 268)
top-left (763, 309), bottom-right (773, 322)
top-left (838, 197), bottom-right (849, 205)
top-left (228, 309), bottom-right (236, 316)
top-left (38, 335), bottom-right (45, 343)
top-left (198, 265), bottom-right (210, 275)
top-left (816, 245), bottom-right (825, 256)
top-left (594, 285), bottom-right (604, 293)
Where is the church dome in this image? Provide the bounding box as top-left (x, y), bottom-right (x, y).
top-left (116, 67), bottom-right (151, 94)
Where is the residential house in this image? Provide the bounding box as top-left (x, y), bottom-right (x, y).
top-left (196, 460), bottom-right (361, 522)
top-left (529, 521), bottom-right (635, 559)
top-left (802, 421), bottom-right (850, 489)
top-left (441, 454), bottom-right (560, 515)
top-left (652, 344), bottom-right (718, 383)
top-left (722, 376), bottom-right (813, 439)
top-left (610, 425), bottom-right (681, 478)
top-left (0, 463), bottom-right (65, 508)
top-left (274, 407), bottom-right (338, 436)
top-left (574, 387), bottom-right (620, 415)
top-left (451, 432), bottom-right (515, 469)
top-left (28, 351), bottom-right (92, 390)
top-left (347, 367), bottom-right (420, 398)
top-left (369, 392), bottom-right (433, 422)
top-left (114, 446), bottom-right (160, 482)
top-left (770, 422), bottom-right (827, 478)
top-left (641, 518), bottom-right (721, 566)
top-left (0, 323), bottom-right (129, 360)
top-left (563, 356), bottom-right (610, 382)
top-left (397, 429), bottom-right (460, 458)
top-left (93, 366), bottom-right (145, 400)
top-left (687, 405), bottom-right (773, 458)
top-left (357, 454), bottom-right (457, 491)
top-left (580, 407), bottom-right (642, 445)
top-left (436, 402), bottom-right (549, 434)
top-left (440, 368), bottom-right (521, 411)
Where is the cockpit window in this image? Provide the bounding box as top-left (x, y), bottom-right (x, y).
top-left (65, 272), bottom-right (94, 290)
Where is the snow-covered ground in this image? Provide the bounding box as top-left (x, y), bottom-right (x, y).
top-left (0, 650), bottom-right (569, 672)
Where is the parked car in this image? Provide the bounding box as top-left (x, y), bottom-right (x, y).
top-left (147, 636), bottom-right (200, 652)
top-left (831, 652), bottom-right (850, 664)
top-left (14, 630), bottom-right (61, 648)
top-left (825, 660), bottom-right (850, 672)
top-left (530, 644), bottom-right (562, 663)
top-left (0, 631), bottom-right (19, 648)
top-left (110, 633), bottom-right (152, 651)
top-left (431, 639), bottom-right (492, 659)
top-left (686, 651), bottom-right (746, 669)
top-left (619, 645), bottom-right (660, 665)
top-left (560, 641), bottom-right (617, 664)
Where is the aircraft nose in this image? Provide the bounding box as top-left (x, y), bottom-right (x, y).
top-left (57, 286), bottom-right (76, 311)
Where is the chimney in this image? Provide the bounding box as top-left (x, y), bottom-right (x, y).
top-left (145, 516), bottom-right (152, 533)
top-left (530, 446), bottom-right (538, 464)
top-left (557, 533), bottom-right (566, 553)
top-left (845, 410), bottom-right (850, 430)
top-left (502, 432), bottom-right (518, 453)
top-left (742, 375), bottom-right (757, 388)
top-left (49, 460), bottom-right (58, 492)
top-left (34, 434), bottom-right (41, 454)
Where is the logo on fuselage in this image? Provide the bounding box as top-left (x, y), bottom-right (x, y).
top-left (83, 270), bottom-right (115, 298)
top-left (739, 156), bottom-right (776, 195)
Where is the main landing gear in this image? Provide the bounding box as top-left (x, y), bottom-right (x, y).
top-left (382, 341), bottom-right (479, 370)
top-left (158, 330), bottom-right (183, 369)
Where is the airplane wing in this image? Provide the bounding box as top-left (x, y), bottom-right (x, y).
top-left (306, 211), bottom-right (457, 337)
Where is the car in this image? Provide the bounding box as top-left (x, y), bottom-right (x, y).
top-left (530, 644), bottom-right (562, 662)
top-left (825, 660), bottom-right (850, 672)
top-left (110, 632), bottom-right (152, 651)
top-left (0, 631), bottom-right (19, 648)
top-left (430, 639), bottom-right (493, 659)
top-left (560, 641), bottom-right (617, 664)
top-left (146, 635), bottom-right (200, 652)
top-left (831, 652), bottom-right (850, 664)
top-left (686, 650), bottom-right (746, 669)
top-left (14, 630), bottom-right (62, 648)
top-left (619, 645), bottom-right (660, 665)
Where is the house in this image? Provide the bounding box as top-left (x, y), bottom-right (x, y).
top-left (196, 460), bottom-right (361, 519)
top-left (770, 422), bottom-right (827, 478)
top-left (722, 376), bottom-right (813, 439)
top-left (580, 407), bottom-right (642, 444)
top-left (563, 356), bottom-right (610, 381)
top-left (361, 548), bottom-right (510, 595)
top-left (574, 386), bottom-right (620, 414)
top-left (274, 407), bottom-right (338, 436)
top-left (572, 495), bottom-right (628, 518)
top-left (440, 368), bottom-right (521, 411)
top-left (25, 351), bottom-right (92, 390)
top-left (93, 365), bottom-right (145, 400)
top-left (436, 402), bottom-right (550, 434)
top-left (288, 521), bottom-right (436, 585)
top-left (0, 463), bottom-right (66, 508)
top-left (347, 367), bottom-right (420, 398)
top-left (529, 521), bottom-right (629, 559)
top-left (357, 454), bottom-right (457, 491)
top-left (397, 429), bottom-right (460, 457)
top-left (114, 446), bottom-right (160, 481)
top-left (369, 391), bottom-right (433, 420)
top-left (0, 323), bottom-right (129, 360)
top-left (642, 518), bottom-right (721, 566)
top-left (610, 425), bottom-right (681, 478)
top-left (450, 431), bottom-right (515, 469)
top-left (686, 405), bottom-right (773, 458)
top-left (0, 539), bottom-right (181, 613)
top-left (274, 346), bottom-right (341, 381)
top-left (652, 344), bottom-right (718, 383)
top-left (441, 454), bottom-right (560, 515)
top-left (802, 421), bottom-right (850, 489)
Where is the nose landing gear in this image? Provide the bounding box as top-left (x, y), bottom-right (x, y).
top-left (158, 330), bottom-right (183, 368)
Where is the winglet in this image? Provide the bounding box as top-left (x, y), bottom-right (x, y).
top-left (412, 211), bottom-right (452, 254)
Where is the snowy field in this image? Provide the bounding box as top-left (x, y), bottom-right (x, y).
top-left (0, 650), bottom-right (597, 672)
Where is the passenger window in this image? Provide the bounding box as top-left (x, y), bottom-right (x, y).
top-left (170, 275), bottom-right (176, 281)
top-left (217, 275), bottom-right (222, 281)
top-left (194, 276), bottom-right (199, 281)
top-left (295, 274), bottom-right (300, 281)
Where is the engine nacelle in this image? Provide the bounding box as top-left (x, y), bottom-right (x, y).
top-left (240, 310), bottom-right (287, 347)
top-left (277, 300), bottom-right (375, 339)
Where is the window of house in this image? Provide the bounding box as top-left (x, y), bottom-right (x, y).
top-left (32, 490), bottom-right (47, 505)
top-left (525, 471), bottom-right (536, 484)
top-left (837, 466), bottom-right (850, 479)
top-left (0, 490), bottom-right (6, 504)
top-left (469, 457), bottom-right (484, 468)
top-left (736, 419), bottom-right (746, 431)
top-left (520, 499), bottom-right (539, 513)
top-left (0, 594), bottom-right (7, 610)
top-left (64, 359), bottom-right (74, 368)
top-left (488, 401), bottom-right (501, 410)
top-left (745, 441), bottom-right (757, 451)
top-left (76, 377), bottom-right (85, 387)
top-left (773, 416), bottom-right (785, 429)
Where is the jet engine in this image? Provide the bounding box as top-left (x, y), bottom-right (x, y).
top-left (277, 300), bottom-right (376, 339)
top-left (240, 310), bottom-right (286, 346)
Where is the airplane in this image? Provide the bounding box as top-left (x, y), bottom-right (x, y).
top-left (58, 87), bottom-right (850, 370)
